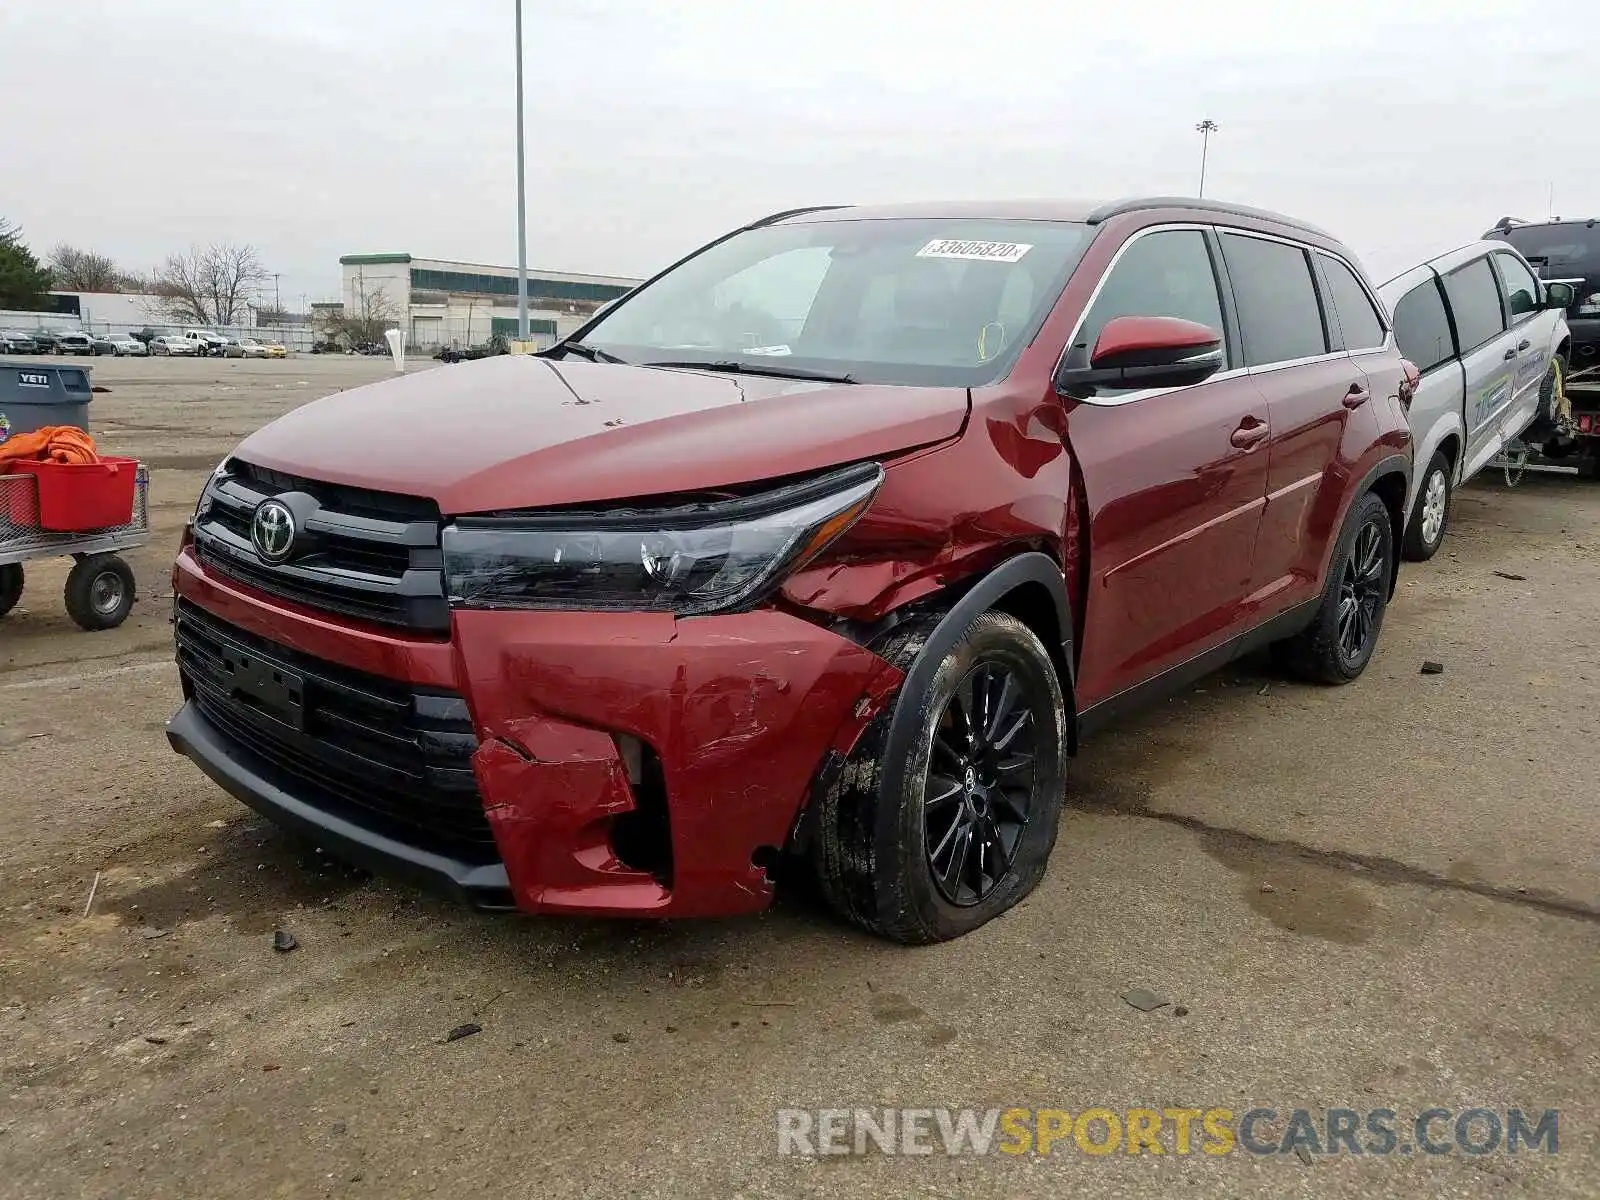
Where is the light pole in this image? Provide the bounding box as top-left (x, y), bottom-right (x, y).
top-left (272, 273), bottom-right (281, 322)
top-left (514, 0), bottom-right (529, 340)
top-left (1195, 119), bottom-right (1219, 198)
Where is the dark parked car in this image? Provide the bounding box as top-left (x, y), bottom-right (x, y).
top-left (168, 197), bottom-right (1413, 943)
top-left (30, 328), bottom-right (59, 353)
top-left (0, 330), bottom-right (40, 354)
top-left (1486, 216), bottom-right (1600, 370)
top-left (88, 331), bottom-right (117, 356)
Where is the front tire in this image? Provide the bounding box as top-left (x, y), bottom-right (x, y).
top-left (64, 554), bottom-right (135, 631)
top-left (1276, 492), bottom-right (1393, 684)
top-left (812, 609), bottom-right (1069, 943)
top-left (1402, 450), bottom-right (1451, 561)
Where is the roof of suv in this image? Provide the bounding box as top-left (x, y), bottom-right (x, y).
top-left (769, 196), bottom-right (1333, 239)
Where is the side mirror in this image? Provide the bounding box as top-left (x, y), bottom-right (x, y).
top-left (1544, 281), bottom-right (1576, 310)
top-left (1055, 315), bottom-right (1224, 397)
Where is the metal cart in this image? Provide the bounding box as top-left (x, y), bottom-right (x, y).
top-left (0, 465), bottom-right (150, 630)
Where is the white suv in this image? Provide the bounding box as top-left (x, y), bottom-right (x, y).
top-left (1379, 241), bottom-right (1571, 560)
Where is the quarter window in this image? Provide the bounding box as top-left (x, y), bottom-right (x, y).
top-left (1317, 254), bottom-right (1386, 350)
top-left (1219, 233), bottom-right (1327, 366)
top-left (1491, 252), bottom-right (1541, 320)
top-left (1391, 279), bottom-right (1455, 373)
top-left (1442, 258), bottom-right (1506, 352)
top-left (1074, 229), bottom-right (1227, 370)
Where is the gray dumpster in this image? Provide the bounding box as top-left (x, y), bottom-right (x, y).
top-left (0, 360), bottom-right (93, 438)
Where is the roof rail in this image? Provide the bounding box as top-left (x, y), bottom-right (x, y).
top-left (1084, 196), bottom-right (1333, 239)
top-left (1486, 214), bottom-right (1596, 233)
top-left (746, 206), bottom-right (847, 229)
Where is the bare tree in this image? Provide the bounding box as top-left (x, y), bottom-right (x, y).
top-left (320, 275), bottom-right (397, 347)
top-left (148, 243), bottom-right (268, 325)
top-left (47, 244), bottom-right (138, 292)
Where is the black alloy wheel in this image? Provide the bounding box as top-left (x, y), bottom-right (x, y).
top-left (924, 662), bottom-right (1039, 906)
top-left (1274, 491), bottom-right (1393, 684)
top-left (1336, 518), bottom-right (1386, 668)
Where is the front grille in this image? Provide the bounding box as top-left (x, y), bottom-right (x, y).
top-left (192, 459), bottom-right (449, 633)
top-left (175, 600), bottom-right (497, 858)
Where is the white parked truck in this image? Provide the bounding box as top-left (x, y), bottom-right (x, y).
top-left (181, 329), bottom-right (229, 357)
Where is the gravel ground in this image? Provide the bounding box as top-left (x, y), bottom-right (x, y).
top-left (1, 356), bottom-right (1595, 1198)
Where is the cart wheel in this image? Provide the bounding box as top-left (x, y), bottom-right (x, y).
top-left (64, 554), bottom-right (136, 631)
top-left (0, 564), bottom-right (22, 618)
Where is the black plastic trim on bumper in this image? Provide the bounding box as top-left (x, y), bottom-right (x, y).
top-left (167, 701), bottom-right (514, 909)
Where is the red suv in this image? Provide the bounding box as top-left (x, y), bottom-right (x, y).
top-left (169, 198), bottom-right (1412, 943)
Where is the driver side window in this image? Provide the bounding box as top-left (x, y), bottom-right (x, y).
top-left (1491, 252), bottom-right (1541, 321)
top-left (1074, 230), bottom-right (1228, 374)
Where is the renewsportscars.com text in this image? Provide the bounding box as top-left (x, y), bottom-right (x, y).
top-left (776, 1106), bottom-right (1559, 1158)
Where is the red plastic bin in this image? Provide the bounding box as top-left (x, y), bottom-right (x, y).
top-left (9, 457), bottom-right (139, 532)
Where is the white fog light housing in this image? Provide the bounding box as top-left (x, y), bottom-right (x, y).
top-left (442, 462), bottom-right (883, 615)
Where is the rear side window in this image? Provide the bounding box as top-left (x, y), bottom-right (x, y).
top-left (1442, 258), bottom-right (1506, 352)
top-left (1219, 233), bottom-right (1327, 366)
top-left (1317, 255), bottom-right (1386, 350)
top-left (1391, 280), bottom-right (1455, 373)
top-left (1075, 229), bottom-right (1227, 364)
top-left (1491, 252), bottom-right (1540, 320)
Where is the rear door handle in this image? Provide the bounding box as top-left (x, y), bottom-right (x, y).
top-left (1342, 384), bottom-right (1371, 409)
top-left (1518, 339), bottom-right (1532, 351)
top-left (1503, 347), bottom-right (1518, 360)
top-left (1230, 417), bottom-right (1269, 449)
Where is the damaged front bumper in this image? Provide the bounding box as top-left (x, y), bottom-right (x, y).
top-left (168, 548), bottom-right (903, 918)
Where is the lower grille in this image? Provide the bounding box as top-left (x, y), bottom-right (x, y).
top-left (175, 600), bottom-right (497, 858)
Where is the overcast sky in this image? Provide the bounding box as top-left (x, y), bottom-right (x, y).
top-left (1, 0), bottom-right (1591, 306)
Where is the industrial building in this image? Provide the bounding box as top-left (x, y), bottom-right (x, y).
top-left (336, 253), bottom-right (640, 351)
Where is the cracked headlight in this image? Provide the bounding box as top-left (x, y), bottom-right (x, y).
top-left (442, 462), bottom-right (883, 614)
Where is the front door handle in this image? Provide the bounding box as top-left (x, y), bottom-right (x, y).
top-left (1230, 417), bottom-right (1269, 449)
top-left (1342, 384), bottom-right (1371, 409)
top-left (1518, 339), bottom-right (1532, 352)
top-left (1503, 347), bottom-right (1518, 360)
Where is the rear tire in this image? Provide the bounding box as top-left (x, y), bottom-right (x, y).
top-left (1275, 492), bottom-right (1393, 684)
top-left (812, 609), bottom-right (1069, 944)
top-left (0, 564), bottom-right (23, 617)
top-left (1402, 450), bottom-right (1451, 561)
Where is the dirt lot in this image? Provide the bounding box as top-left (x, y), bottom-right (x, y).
top-left (1, 355), bottom-right (1596, 1198)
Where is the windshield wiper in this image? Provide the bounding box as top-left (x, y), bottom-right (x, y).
top-left (642, 359), bottom-right (856, 384)
top-left (550, 341), bottom-right (627, 364)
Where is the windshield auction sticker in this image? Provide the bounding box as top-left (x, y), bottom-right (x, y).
top-left (916, 239), bottom-right (1033, 263)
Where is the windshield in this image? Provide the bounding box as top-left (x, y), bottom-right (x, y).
top-left (1497, 222), bottom-right (1600, 272)
top-left (572, 217), bottom-right (1092, 386)
top-left (1497, 222), bottom-right (1600, 316)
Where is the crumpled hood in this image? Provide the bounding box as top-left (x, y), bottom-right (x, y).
top-left (235, 355), bottom-right (969, 513)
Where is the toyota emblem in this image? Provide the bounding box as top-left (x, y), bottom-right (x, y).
top-left (251, 499), bottom-right (297, 564)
